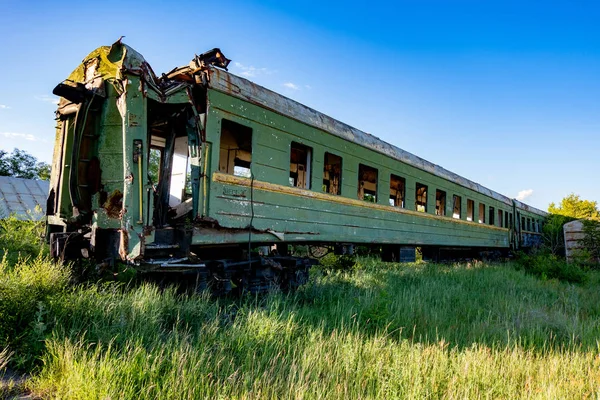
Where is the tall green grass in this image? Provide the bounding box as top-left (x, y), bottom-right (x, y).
top-left (1, 218), bottom-right (600, 398)
top-left (10, 260), bottom-right (600, 398)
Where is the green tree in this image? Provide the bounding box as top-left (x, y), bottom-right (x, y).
top-left (548, 193), bottom-right (599, 221)
top-left (541, 214), bottom-right (572, 256)
top-left (0, 148), bottom-right (50, 180)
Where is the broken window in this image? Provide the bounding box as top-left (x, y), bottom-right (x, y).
top-left (527, 218), bottom-right (531, 231)
top-left (148, 147), bottom-right (163, 185)
top-left (509, 213), bottom-right (513, 229)
top-left (435, 190), bottom-right (446, 216)
top-left (521, 216), bottom-right (525, 231)
top-left (415, 183), bottom-right (427, 212)
top-left (323, 152), bottom-right (342, 195)
top-left (498, 209), bottom-right (503, 227)
top-left (452, 195), bottom-right (461, 219)
top-left (290, 142), bottom-right (312, 189)
top-left (505, 211), bottom-right (509, 228)
top-left (479, 203), bottom-right (485, 224)
top-left (489, 206), bottom-right (495, 226)
top-left (467, 199), bottom-right (474, 221)
top-left (358, 164), bottom-right (378, 202)
top-left (389, 174), bottom-right (405, 207)
top-left (219, 119), bottom-right (252, 178)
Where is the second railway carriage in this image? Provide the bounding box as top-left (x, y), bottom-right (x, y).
top-left (46, 40), bottom-right (546, 290)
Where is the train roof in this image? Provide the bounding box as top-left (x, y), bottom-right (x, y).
top-left (62, 41), bottom-right (547, 217)
top-left (207, 67), bottom-right (531, 210)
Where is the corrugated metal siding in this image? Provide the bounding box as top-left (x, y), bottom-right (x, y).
top-left (0, 176), bottom-right (49, 220)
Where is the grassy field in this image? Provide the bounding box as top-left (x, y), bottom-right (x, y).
top-left (1, 219), bottom-right (600, 399)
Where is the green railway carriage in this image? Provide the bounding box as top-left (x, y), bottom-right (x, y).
top-left (46, 40), bottom-right (546, 290)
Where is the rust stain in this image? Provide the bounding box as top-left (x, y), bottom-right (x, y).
top-left (103, 189), bottom-right (123, 219)
top-left (119, 228), bottom-right (128, 260)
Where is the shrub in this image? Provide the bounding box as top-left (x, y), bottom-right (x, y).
top-left (515, 252), bottom-right (587, 284)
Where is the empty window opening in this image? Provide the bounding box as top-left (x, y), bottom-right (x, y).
top-left (358, 164), bottom-right (378, 202)
top-left (435, 190), bottom-right (446, 216)
top-left (452, 195), bottom-right (461, 219)
top-left (323, 152), bottom-right (342, 195)
top-left (169, 136), bottom-right (189, 207)
top-left (219, 119), bottom-right (252, 178)
top-left (498, 209), bottom-right (503, 228)
top-left (415, 183), bottom-right (428, 212)
top-left (479, 203), bottom-right (485, 224)
top-left (509, 214), bottom-right (513, 228)
top-left (389, 174), bottom-right (405, 207)
top-left (527, 218), bottom-right (531, 231)
top-left (148, 147), bottom-right (163, 185)
top-left (467, 199), bottom-right (474, 221)
top-left (290, 142), bottom-right (312, 189)
top-left (521, 216), bottom-right (525, 231)
top-left (505, 211), bottom-right (509, 229)
top-left (489, 206), bottom-right (495, 226)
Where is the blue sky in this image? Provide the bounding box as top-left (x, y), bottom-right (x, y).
top-left (0, 0), bottom-right (598, 210)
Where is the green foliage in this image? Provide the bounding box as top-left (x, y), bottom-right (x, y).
top-left (548, 193), bottom-right (600, 221)
top-left (0, 148), bottom-right (49, 181)
top-left (515, 252), bottom-right (587, 284)
top-left (578, 220), bottom-right (600, 265)
top-left (0, 216), bottom-right (48, 265)
top-left (22, 260), bottom-right (600, 398)
top-left (2, 234), bottom-right (600, 397)
top-left (147, 148), bottom-right (161, 185)
top-left (541, 214), bottom-right (573, 256)
top-left (0, 255), bottom-right (71, 369)
top-left (318, 252), bottom-right (357, 271)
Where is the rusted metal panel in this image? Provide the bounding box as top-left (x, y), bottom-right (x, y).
top-left (207, 67), bottom-right (514, 206)
top-left (513, 199), bottom-right (548, 218)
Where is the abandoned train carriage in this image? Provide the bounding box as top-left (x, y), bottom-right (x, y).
top-left (46, 41), bottom-right (546, 287)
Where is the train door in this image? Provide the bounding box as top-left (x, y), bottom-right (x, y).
top-left (147, 99), bottom-right (201, 228)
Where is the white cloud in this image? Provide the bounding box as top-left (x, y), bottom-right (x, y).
top-left (0, 132), bottom-right (41, 142)
top-left (34, 95), bottom-right (59, 105)
top-left (0, 104), bottom-right (10, 109)
top-left (283, 82), bottom-right (300, 90)
top-left (232, 62), bottom-right (276, 78)
top-left (516, 189), bottom-right (534, 201)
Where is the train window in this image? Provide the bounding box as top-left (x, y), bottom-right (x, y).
top-left (290, 142), bottom-right (312, 189)
top-left (435, 190), bottom-right (446, 216)
top-left (479, 203), bottom-right (485, 224)
top-left (323, 152), bottom-right (342, 195)
top-left (358, 164), bottom-right (378, 202)
top-left (389, 174), bottom-right (405, 207)
top-left (521, 216), bottom-right (525, 231)
top-left (415, 183), bottom-right (427, 212)
top-left (527, 218), bottom-right (531, 231)
top-left (509, 213), bottom-right (513, 228)
top-left (498, 209), bottom-right (503, 228)
top-left (148, 147), bottom-right (162, 184)
top-left (504, 211), bottom-right (509, 228)
top-left (452, 195), bottom-right (461, 219)
top-left (467, 199), bottom-right (474, 221)
top-left (489, 207), bottom-right (495, 225)
top-left (219, 119), bottom-right (253, 178)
